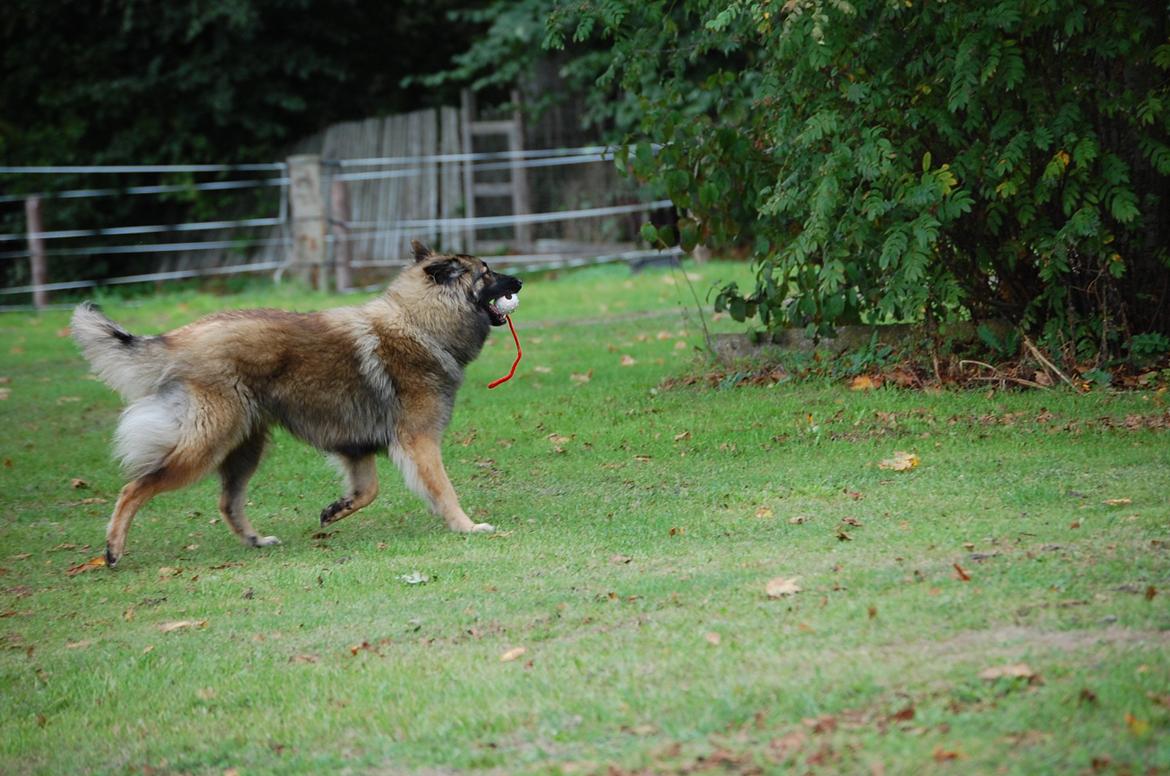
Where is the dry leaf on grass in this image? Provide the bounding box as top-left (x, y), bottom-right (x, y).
top-left (704, 632), bottom-right (722, 646)
top-left (499, 646), bottom-right (527, 662)
top-left (570, 370), bottom-right (593, 384)
top-left (878, 451), bottom-right (920, 471)
top-left (65, 555), bottom-right (106, 576)
top-left (766, 577), bottom-right (802, 598)
top-left (158, 620), bottom-right (207, 633)
top-left (1103, 498), bottom-right (1133, 506)
top-left (849, 375), bottom-right (881, 391)
top-left (398, 571), bottom-right (429, 585)
top-left (1124, 713), bottom-right (1150, 736)
top-left (979, 663), bottom-right (1040, 684)
top-left (70, 478), bottom-right (89, 489)
top-left (755, 506), bottom-right (775, 519)
top-left (620, 355), bottom-right (637, 366)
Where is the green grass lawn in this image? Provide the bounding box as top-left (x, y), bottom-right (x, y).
top-left (1, 261), bottom-right (1168, 775)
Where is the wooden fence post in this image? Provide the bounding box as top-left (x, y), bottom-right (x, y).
top-left (509, 89), bottom-right (532, 250)
top-left (460, 90), bottom-right (477, 254)
top-left (287, 154), bottom-right (325, 289)
top-left (25, 196), bottom-right (48, 309)
top-left (331, 178), bottom-right (352, 292)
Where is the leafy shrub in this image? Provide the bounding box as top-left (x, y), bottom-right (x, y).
top-left (451, 0), bottom-right (1170, 362)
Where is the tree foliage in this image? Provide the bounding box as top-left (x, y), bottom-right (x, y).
top-left (453, 0), bottom-right (1170, 360)
top-left (0, 0), bottom-right (482, 167)
top-left (0, 0), bottom-right (486, 287)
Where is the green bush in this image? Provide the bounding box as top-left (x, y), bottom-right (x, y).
top-left (453, 0), bottom-right (1170, 361)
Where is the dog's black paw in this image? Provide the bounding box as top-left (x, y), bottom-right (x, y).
top-left (320, 497), bottom-right (354, 526)
top-left (105, 545), bottom-right (119, 568)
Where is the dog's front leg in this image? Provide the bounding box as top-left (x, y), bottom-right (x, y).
top-left (320, 454), bottom-right (379, 526)
top-left (391, 435), bottom-right (493, 533)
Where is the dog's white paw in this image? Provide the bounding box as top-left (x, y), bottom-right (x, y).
top-left (470, 522), bottom-right (495, 533)
top-left (252, 535), bottom-right (282, 547)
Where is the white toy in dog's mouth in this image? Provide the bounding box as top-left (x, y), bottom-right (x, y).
top-left (494, 293), bottom-right (519, 314)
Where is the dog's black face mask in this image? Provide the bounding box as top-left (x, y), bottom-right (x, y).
top-left (412, 241), bottom-right (522, 327)
top-left (476, 263), bottom-right (522, 326)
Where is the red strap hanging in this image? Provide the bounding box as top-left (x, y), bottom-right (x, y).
top-left (487, 315), bottom-right (522, 389)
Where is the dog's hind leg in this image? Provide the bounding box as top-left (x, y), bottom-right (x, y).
top-left (391, 435), bottom-right (493, 534)
top-left (106, 385), bottom-right (251, 566)
top-left (218, 431), bottom-right (280, 548)
top-left (106, 459), bottom-right (207, 567)
top-left (320, 454), bottom-right (379, 526)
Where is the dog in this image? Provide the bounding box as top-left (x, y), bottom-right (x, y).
top-left (71, 240), bottom-right (522, 567)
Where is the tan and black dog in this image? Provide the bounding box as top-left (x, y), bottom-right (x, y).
top-left (72, 241), bottom-right (522, 567)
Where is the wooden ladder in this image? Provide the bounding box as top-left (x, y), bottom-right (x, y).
top-left (460, 89), bottom-right (531, 254)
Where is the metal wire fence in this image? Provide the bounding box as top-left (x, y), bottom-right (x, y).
top-left (0, 144), bottom-right (671, 311)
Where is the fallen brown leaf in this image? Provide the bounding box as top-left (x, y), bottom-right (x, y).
top-left (850, 375), bottom-right (881, 391)
top-left (69, 478), bottom-right (89, 489)
top-left (570, 369), bottom-right (593, 384)
top-left (1124, 712), bottom-right (1150, 736)
top-left (500, 646), bottom-right (527, 662)
top-left (889, 705), bottom-right (915, 723)
top-left (289, 654), bottom-right (319, 664)
top-left (878, 451), bottom-right (920, 471)
top-left (803, 714), bottom-right (837, 734)
top-left (65, 555), bottom-right (107, 576)
top-left (766, 577), bottom-right (802, 599)
top-left (953, 563), bottom-right (971, 581)
top-left (158, 619), bottom-right (207, 633)
top-left (755, 506), bottom-right (775, 519)
top-left (979, 663), bottom-right (1040, 683)
top-left (1147, 692), bottom-right (1170, 709)
top-left (619, 355), bottom-right (637, 366)
top-left (704, 632), bottom-right (721, 646)
top-left (348, 641), bottom-right (379, 656)
top-left (65, 639), bottom-right (93, 649)
top-left (789, 515), bottom-right (809, 525)
top-left (1103, 497), bottom-right (1132, 506)
top-left (933, 747), bottom-right (961, 762)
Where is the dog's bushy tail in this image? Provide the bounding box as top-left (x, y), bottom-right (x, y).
top-left (71, 302), bottom-right (172, 401)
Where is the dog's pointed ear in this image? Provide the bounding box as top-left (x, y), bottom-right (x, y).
top-left (411, 240), bottom-right (433, 263)
top-left (423, 258), bottom-right (466, 285)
